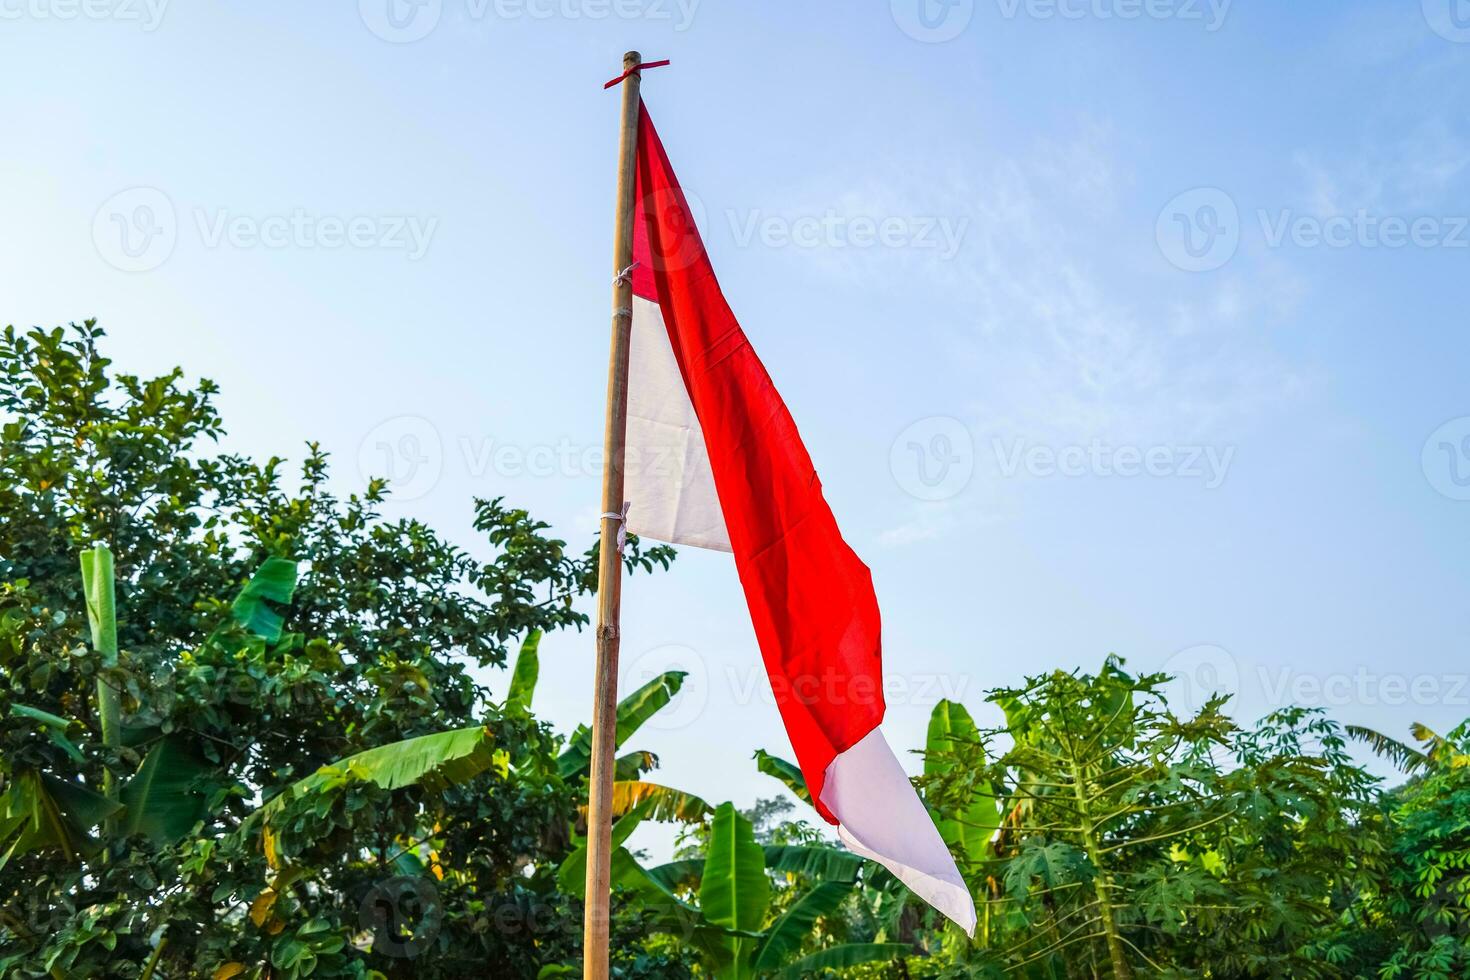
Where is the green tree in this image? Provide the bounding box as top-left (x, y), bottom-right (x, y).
top-left (916, 659), bottom-right (1386, 978)
top-left (1352, 721), bottom-right (1470, 978)
top-left (0, 321), bottom-right (683, 977)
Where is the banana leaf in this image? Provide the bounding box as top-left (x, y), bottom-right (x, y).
top-left (0, 769), bottom-right (120, 868)
top-left (120, 735), bottom-right (217, 843)
top-left (753, 880), bottom-right (854, 970)
top-left (250, 725), bottom-right (498, 833)
top-left (926, 699), bottom-right (1000, 866)
top-left (762, 844), bottom-right (865, 883)
top-left (775, 943), bottom-right (911, 978)
top-left (230, 557), bottom-right (298, 642)
top-left (557, 671), bottom-right (686, 778)
top-left (602, 780), bottom-right (711, 823)
top-left (699, 802), bottom-right (770, 933)
top-left (8, 703), bottom-right (84, 764)
top-left (505, 629), bottom-right (541, 712)
top-left (753, 749), bottom-right (811, 806)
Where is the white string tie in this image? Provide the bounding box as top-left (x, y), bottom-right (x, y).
top-left (599, 500), bottom-right (631, 555)
top-left (613, 262), bottom-right (638, 287)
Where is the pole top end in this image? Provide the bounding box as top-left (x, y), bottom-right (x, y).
top-left (605, 54), bottom-right (665, 89)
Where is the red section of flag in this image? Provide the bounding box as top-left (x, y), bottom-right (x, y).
top-left (631, 100), bottom-right (884, 822)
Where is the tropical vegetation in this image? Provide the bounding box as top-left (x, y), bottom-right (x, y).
top-left (0, 321), bottom-right (1462, 977)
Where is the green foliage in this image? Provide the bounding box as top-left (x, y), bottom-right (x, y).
top-left (577, 800), bottom-right (907, 979)
top-left (753, 749), bottom-right (812, 807)
top-left (0, 321), bottom-right (1453, 979)
top-left (0, 322), bottom-right (681, 977)
top-left (924, 699), bottom-right (1000, 873)
top-left (557, 669), bottom-right (688, 778)
top-left (917, 660), bottom-right (1391, 978)
top-left (774, 942), bottom-right (913, 978)
top-left (1370, 722), bottom-right (1470, 978)
top-left (229, 556), bottom-right (299, 642)
top-left (702, 801), bottom-right (773, 935)
top-left (118, 735), bottom-right (216, 843)
top-left (504, 628), bottom-right (542, 714)
top-left (0, 768), bottom-right (119, 867)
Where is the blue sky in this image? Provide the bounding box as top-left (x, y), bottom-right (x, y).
top-left (3, 1), bottom-right (1469, 857)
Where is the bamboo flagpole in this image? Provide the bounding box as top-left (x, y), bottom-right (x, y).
top-left (584, 49), bottom-right (644, 980)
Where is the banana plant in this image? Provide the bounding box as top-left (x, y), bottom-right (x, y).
top-left (0, 550), bottom-right (299, 868)
top-left (682, 803), bottom-right (910, 978)
top-left (244, 724), bottom-right (505, 868)
top-left (754, 704), bottom-right (1002, 945)
top-left (919, 699), bottom-right (1011, 949)
top-left (3, 550), bottom-right (509, 871)
top-left (502, 628), bottom-right (710, 823)
top-left (1348, 720), bottom-right (1470, 773)
top-left (925, 699), bottom-right (1003, 871)
top-left (558, 801), bottom-right (909, 978)
top-left (0, 768), bottom-right (119, 869)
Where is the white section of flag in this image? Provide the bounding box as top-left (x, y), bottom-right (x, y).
top-left (821, 729), bottom-right (978, 936)
top-left (624, 295), bottom-right (731, 552)
top-left (624, 291), bottom-right (977, 934)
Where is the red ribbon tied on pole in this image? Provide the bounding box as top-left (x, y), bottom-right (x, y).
top-left (603, 59), bottom-right (670, 89)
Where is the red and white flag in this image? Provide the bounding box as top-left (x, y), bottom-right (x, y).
top-left (620, 99), bottom-right (976, 935)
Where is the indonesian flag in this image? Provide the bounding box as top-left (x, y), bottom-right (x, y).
top-left (621, 99), bottom-right (976, 935)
